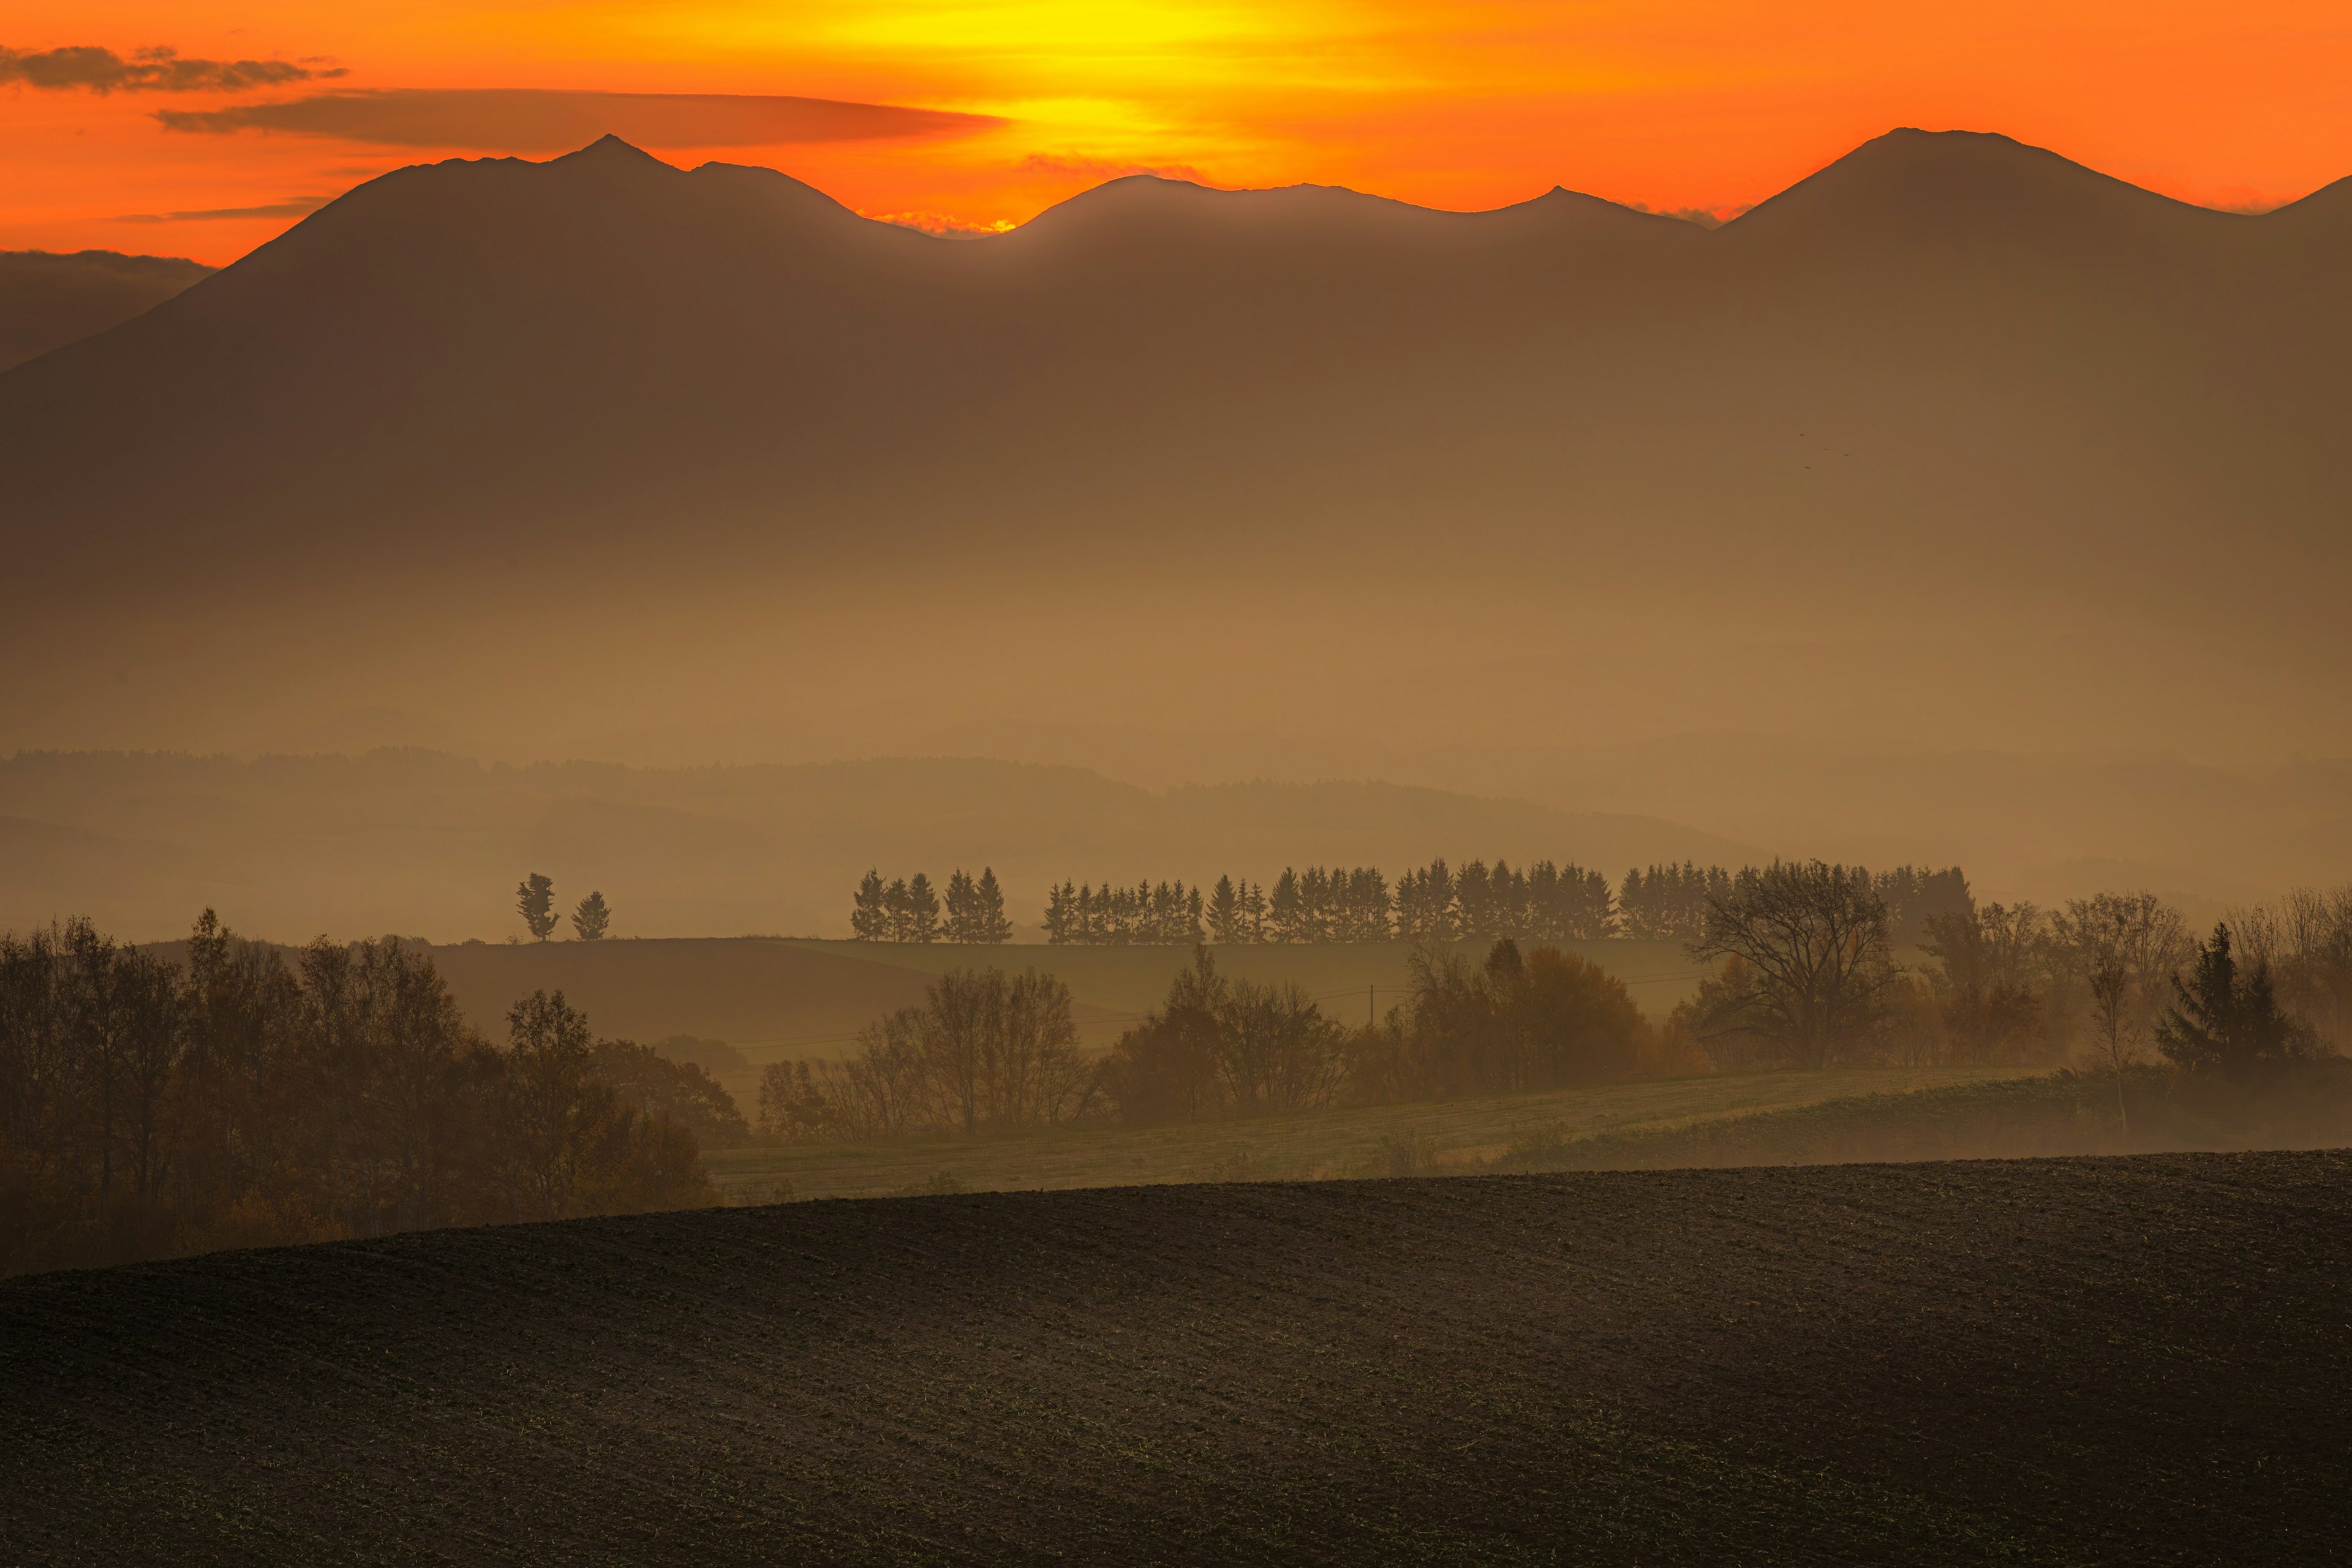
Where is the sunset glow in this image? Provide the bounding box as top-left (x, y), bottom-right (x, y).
top-left (4, 1), bottom-right (2350, 262)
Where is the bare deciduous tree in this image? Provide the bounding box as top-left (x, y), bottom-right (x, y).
top-left (2053, 891), bottom-right (2187, 1127)
top-left (1687, 862), bottom-right (1899, 1069)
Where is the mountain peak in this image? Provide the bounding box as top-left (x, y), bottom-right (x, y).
top-left (552, 135), bottom-right (672, 170)
top-left (1719, 126), bottom-right (2229, 249)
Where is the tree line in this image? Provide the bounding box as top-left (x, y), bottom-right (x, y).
top-left (850, 868), bottom-right (1015, 943)
top-left (1030, 859), bottom-right (1968, 946)
top-left (1, 911), bottom-right (730, 1277)
top-left (774, 866), bottom-right (2352, 1144)
top-left (764, 941), bottom-right (1659, 1139)
top-left (1103, 943), bottom-right (1654, 1121)
top-left (1672, 864), bottom-right (2350, 1090)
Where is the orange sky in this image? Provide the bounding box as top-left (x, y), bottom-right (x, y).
top-left (4, 1), bottom-right (2349, 263)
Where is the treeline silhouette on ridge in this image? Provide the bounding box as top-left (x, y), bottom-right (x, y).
top-left (850, 860), bottom-right (1971, 946)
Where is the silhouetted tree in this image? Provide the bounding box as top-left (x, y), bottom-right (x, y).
top-left (1043, 881), bottom-right (1076, 944)
top-left (1240, 879), bottom-right (1267, 941)
top-left (850, 869), bottom-right (889, 941)
top-left (2053, 892), bottom-right (2187, 1122)
top-left (1923, 902), bottom-right (2048, 1064)
top-left (570, 890), bottom-right (611, 942)
top-left (974, 868), bottom-right (1015, 944)
top-left (1206, 876), bottom-right (1243, 943)
top-left (590, 1038), bottom-right (748, 1147)
top-left (515, 873), bottom-right (557, 941)
top-left (903, 873), bottom-right (941, 943)
top-left (1268, 870), bottom-right (1305, 943)
top-left (1101, 949), bottom-right (1343, 1121)
top-left (500, 989), bottom-right (605, 1221)
top-left (1101, 948), bottom-right (1229, 1121)
top-left (2226, 886), bottom-right (2352, 1050)
top-left (1688, 862), bottom-right (1898, 1069)
top-left (943, 869), bottom-right (979, 942)
top-left (1393, 859), bottom-right (1458, 940)
top-left (2156, 924), bottom-right (2319, 1082)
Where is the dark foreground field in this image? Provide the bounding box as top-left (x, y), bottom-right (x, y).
top-left (7, 1154), bottom-right (2350, 1566)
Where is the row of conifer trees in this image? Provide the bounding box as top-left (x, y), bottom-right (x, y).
top-left (1048, 861), bottom-right (1755, 945)
top-left (849, 868), bottom-right (1014, 943)
top-left (852, 860), bottom-right (1972, 945)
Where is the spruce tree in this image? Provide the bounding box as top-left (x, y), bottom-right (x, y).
top-left (2156, 922), bottom-right (2315, 1081)
top-left (570, 890), bottom-right (611, 941)
top-left (1455, 860), bottom-right (1494, 940)
top-left (943, 869), bottom-right (978, 943)
top-left (905, 873), bottom-right (941, 943)
top-left (1208, 875), bottom-right (1242, 944)
top-left (885, 878), bottom-right (912, 941)
top-left (1620, 867), bottom-right (1650, 938)
top-left (1269, 869), bottom-right (1303, 943)
top-left (975, 867), bottom-right (1014, 943)
top-left (851, 869), bottom-right (890, 941)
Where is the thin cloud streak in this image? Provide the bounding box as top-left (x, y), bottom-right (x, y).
top-left (156, 88), bottom-right (1004, 151)
top-left (115, 196), bottom-right (333, 223)
top-left (0, 44), bottom-right (336, 93)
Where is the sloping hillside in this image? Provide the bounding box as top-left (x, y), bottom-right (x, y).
top-left (0, 249), bottom-right (211, 371)
top-left (5, 1153), bottom-right (2346, 1563)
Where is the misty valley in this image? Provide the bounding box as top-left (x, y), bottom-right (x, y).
top-left (7, 92), bottom-right (2351, 1568)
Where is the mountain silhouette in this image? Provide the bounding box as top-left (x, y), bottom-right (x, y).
top-left (0, 127), bottom-right (2344, 829)
top-left (0, 248), bottom-right (212, 373)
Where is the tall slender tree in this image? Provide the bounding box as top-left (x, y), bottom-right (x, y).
top-left (515, 873), bottom-right (558, 941)
top-left (851, 870), bottom-right (890, 941)
top-left (974, 867), bottom-right (1014, 944)
top-left (943, 869), bottom-right (979, 942)
top-left (905, 873), bottom-right (942, 944)
top-left (1207, 876), bottom-right (1243, 944)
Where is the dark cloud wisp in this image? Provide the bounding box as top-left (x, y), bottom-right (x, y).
top-left (0, 45), bottom-right (337, 94)
top-left (156, 88), bottom-right (1003, 151)
top-left (115, 197), bottom-right (334, 224)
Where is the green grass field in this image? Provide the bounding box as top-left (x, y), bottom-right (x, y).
top-left (703, 1064), bottom-right (2042, 1200)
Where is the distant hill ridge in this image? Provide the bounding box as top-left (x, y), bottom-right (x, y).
top-left (0, 248), bottom-right (213, 372)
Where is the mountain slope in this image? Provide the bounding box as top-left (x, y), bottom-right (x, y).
top-left (0, 129), bottom-right (2343, 775)
top-left (0, 248), bottom-right (212, 372)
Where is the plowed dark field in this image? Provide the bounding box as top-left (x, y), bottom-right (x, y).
top-left (7, 1152), bottom-right (2350, 1565)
